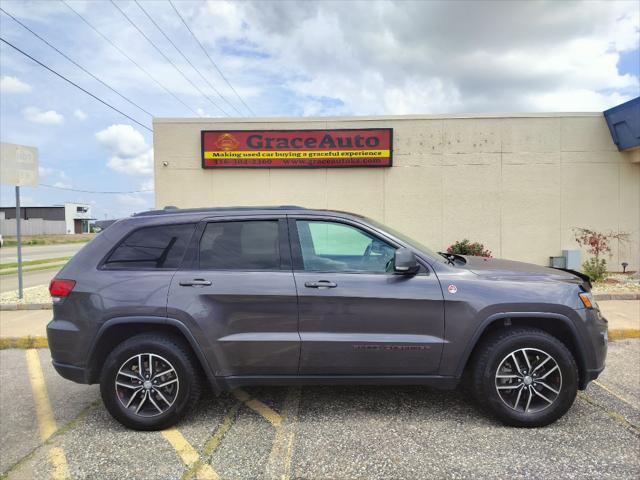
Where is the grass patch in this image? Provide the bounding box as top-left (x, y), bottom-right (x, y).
top-left (2, 233), bottom-right (94, 247)
top-left (0, 264), bottom-right (66, 276)
top-left (0, 336), bottom-right (48, 349)
top-left (0, 257), bottom-right (70, 270)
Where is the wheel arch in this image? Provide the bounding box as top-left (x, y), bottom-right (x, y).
top-left (87, 316), bottom-right (221, 393)
top-left (457, 312), bottom-right (590, 389)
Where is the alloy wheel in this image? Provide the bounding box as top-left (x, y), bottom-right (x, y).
top-left (494, 348), bottom-right (562, 414)
top-left (115, 353), bottom-right (179, 417)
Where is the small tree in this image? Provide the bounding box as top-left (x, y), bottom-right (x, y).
top-left (447, 239), bottom-right (492, 257)
top-left (573, 228), bottom-right (630, 282)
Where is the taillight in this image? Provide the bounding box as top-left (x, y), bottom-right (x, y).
top-left (49, 279), bottom-right (76, 298)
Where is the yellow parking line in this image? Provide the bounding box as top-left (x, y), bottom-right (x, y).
top-left (593, 380), bottom-right (638, 409)
top-left (49, 447), bottom-right (70, 480)
top-left (201, 403), bottom-right (240, 457)
top-left (25, 349), bottom-right (57, 441)
top-left (180, 404), bottom-right (241, 480)
top-left (162, 428), bottom-right (220, 480)
top-left (25, 348), bottom-right (71, 479)
top-left (266, 388), bottom-right (301, 480)
top-left (233, 389), bottom-right (282, 427)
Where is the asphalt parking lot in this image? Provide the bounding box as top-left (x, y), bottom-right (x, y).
top-left (0, 340), bottom-right (638, 480)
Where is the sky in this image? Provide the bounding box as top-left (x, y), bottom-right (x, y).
top-left (1, 0), bottom-right (638, 220)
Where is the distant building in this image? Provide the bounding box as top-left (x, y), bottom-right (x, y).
top-left (0, 202), bottom-right (94, 235)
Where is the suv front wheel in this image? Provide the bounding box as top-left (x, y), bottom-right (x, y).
top-left (100, 334), bottom-right (202, 430)
top-left (471, 327), bottom-right (578, 427)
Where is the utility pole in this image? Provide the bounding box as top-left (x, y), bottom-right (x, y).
top-left (15, 186), bottom-right (23, 297)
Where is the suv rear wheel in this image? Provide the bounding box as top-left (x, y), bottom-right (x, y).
top-left (471, 327), bottom-right (578, 427)
top-left (100, 334), bottom-right (202, 430)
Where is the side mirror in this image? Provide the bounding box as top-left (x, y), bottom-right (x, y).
top-left (394, 248), bottom-right (419, 275)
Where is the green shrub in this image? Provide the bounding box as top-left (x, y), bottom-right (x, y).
top-left (447, 239), bottom-right (492, 257)
top-left (582, 257), bottom-right (608, 282)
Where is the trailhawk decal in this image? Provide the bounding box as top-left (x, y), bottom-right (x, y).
top-left (201, 129), bottom-right (393, 168)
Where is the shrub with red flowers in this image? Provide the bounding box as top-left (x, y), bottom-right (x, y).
top-left (447, 239), bottom-right (492, 257)
top-left (573, 228), bottom-right (630, 282)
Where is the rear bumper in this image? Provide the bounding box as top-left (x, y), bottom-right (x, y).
top-left (52, 361), bottom-right (90, 384)
top-left (47, 319), bottom-right (91, 384)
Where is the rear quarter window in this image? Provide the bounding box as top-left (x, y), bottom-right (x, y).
top-left (103, 223), bottom-right (196, 269)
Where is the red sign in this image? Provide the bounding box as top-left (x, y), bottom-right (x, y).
top-left (201, 129), bottom-right (393, 168)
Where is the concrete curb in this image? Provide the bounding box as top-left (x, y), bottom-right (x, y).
top-left (608, 329), bottom-right (640, 341)
top-left (593, 293), bottom-right (640, 301)
top-left (0, 303), bottom-right (52, 311)
top-left (0, 336), bottom-right (48, 349)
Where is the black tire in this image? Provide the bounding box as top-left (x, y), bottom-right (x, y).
top-left (100, 334), bottom-right (202, 431)
top-left (470, 327), bottom-right (578, 427)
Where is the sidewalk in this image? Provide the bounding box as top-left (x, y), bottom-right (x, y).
top-left (0, 309), bottom-right (50, 338)
top-left (0, 301), bottom-right (637, 341)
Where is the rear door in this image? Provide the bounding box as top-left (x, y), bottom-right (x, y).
top-left (168, 216), bottom-right (299, 376)
top-left (290, 216), bottom-right (445, 375)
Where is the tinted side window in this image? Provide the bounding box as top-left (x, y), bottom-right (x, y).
top-left (104, 223), bottom-right (195, 269)
top-left (199, 221), bottom-right (281, 270)
top-left (296, 220), bottom-right (395, 273)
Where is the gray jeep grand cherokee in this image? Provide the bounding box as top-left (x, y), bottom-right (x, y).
top-left (47, 206), bottom-right (607, 430)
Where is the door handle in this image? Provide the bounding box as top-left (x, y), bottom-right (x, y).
top-left (179, 279), bottom-right (212, 287)
top-left (304, 280), bottom-right (337, 288)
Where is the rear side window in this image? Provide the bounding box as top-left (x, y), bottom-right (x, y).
top-left (104, 223), bottom-right (195, 269)
top-left (199, 221), bottom-right (280, 270)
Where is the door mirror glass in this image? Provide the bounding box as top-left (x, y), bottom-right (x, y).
top-left (394, 248), bottom-right (419, 274)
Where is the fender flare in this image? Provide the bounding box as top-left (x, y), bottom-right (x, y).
top-left (87, 316), bottom-right (221, 393)
top-left (454, 311), bottom-right (589, 383)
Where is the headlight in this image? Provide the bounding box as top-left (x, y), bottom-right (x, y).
top-left (579, 291), bottom-right (596, 309)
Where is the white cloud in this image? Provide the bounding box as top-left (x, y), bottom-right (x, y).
top-left (53, 180), bottom-right (72, 189)
top-left (22, 107), bottom-right (64, 125)
top-left (116, 194), bottom-right (148, 207)
top-left (0, 76), bottom-right (32, 94)
top-left (96, 124), bottom-right (153, 176)
top-left (73, 109), bottom-right (87, 121)
top-left (185, 0), bottom-right (639, 113)
top-left (39, 166), bottom-right (71, 188)
top-left (139, 178), bottom-right (155, 192)
top-left (38, 166), bottom-right (54, 177)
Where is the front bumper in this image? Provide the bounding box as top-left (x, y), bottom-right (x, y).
top-left (577, 307), bottom-right (608, 388)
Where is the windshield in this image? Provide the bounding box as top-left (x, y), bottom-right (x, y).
top-left (363, 217), bottom-right (448, 264)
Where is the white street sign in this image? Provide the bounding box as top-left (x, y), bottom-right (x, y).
top-left (0, 142), bottom-right (39, 187)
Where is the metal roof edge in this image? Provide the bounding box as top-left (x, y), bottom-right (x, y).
top-left (153, 112), bottom-right (603, 124)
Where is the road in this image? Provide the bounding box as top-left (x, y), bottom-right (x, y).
top-left (0, 243), bottom-right (85, 264)
top-left (0, 340), bottom-right (638, 479)
top-left (0, 268), bottom-right (62, 293)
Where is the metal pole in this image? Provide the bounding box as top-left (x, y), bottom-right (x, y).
top-left (15, 185), bottom-right (23, 299)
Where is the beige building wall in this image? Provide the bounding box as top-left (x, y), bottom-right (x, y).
top-left (154, 114), bottom-right (640, 271)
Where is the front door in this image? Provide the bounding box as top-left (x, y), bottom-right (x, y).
top-left (168, 217), bottom-right (299, 376)
top-left (290, 218), bottom-right (445, 375)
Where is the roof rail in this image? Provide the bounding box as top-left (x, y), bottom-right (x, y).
top-left (132, 205), bottom-right (307, 217)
